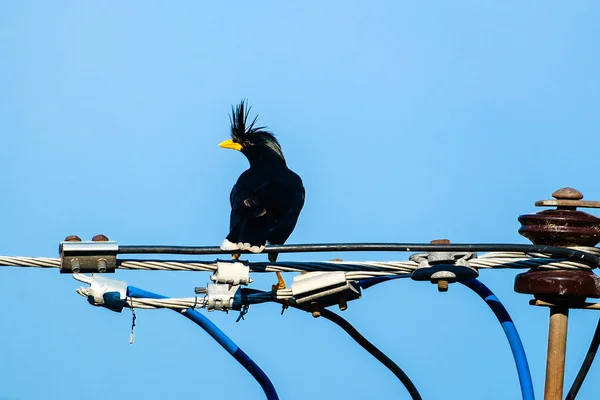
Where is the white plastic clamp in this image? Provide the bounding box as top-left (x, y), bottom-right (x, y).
top-left (210, 261), bottom-right (253, 286)
top-left (87, 274), bottom-right (128, 306)
top-left (206, 283), bottom-right (239, 312)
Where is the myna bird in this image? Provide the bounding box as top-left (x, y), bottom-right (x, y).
top-left (219, 100), bottom-right (305, 290)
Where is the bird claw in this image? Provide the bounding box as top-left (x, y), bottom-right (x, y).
top-left (238, 242), bottom-right (266, 253)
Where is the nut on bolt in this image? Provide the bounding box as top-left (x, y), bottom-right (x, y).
top-left (64, 236), bottom-right (83, 272)
top-left (431, 239), bottom-right (450, 291)
top-left (92, 234), bottom-right (110, 272)
top-left (410, 239), bottom-right (478, 292)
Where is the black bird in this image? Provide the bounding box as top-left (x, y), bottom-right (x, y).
top-left (219, 100), bottom-right (305, 289)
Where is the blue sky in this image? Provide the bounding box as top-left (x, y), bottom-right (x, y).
top-left (1, 1), bottom-right (600, 399)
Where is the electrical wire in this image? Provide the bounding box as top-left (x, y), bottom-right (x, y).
top-left (565, 317), bottom-right (600, 400)
top-left (236, 286), bottom-right (422, 397)
top-left (116, 243), bottom-right (600, 267)
top-left (348, 275), bottom-right (533, 399)
top-left (460, 279), bottom-right (534, 400)
top-left (313, 307), bottom-right (422, 400)
top-left (1, 248), bottom-right (597, 273)
top-left (358, 275), bottom-right (408, 290)
top-left (127, 286), bottom-right (279, 400)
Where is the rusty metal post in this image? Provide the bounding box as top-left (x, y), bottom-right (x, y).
top-left (545, 307), bottom-right (569, 399)
top-left (514, 187), bottom-right (600, 400)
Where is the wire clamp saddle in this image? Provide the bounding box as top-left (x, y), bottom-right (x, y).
top-left (196, 283), bottom-right (240, 312)
top-left (410, 239), bottom-right (478, 292)
top-left (210, 261), bottom-right (253, 286)
top-left (291, 271), bottom-right (361, 316)
top-left (60, 236), bottom-right (118, 274)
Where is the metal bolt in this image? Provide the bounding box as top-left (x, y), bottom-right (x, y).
top-left (310, 302), bottom-right (321, 318)
top-left (64, 235), bottom-right (82, 242)
top-left (432, 239), bottom-right (450, 292)
top-left (97, 258), bottom-right (107, 273)
top-left (71, 259), bottom-right (81, 273)
top-left (195, 287), bottom-right (208, 295)
top-left (437, 280), bottom-right (449, 292)
top-left (92, 234), bottom-right (110, 242)
top-left (339, 297), bottom-right (348, 311)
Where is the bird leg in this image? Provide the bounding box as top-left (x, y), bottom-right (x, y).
top-left (270, 252), bottom-right (287, 290)
top-left (232, 252), bottom-right (241, 261)
top-left (269, 252), bottom-right (289, 314)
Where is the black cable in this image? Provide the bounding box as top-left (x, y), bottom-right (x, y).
top-left (117, 243), bottom-right (600, 267)
top-left (285, 302), bottom-right (422, 400)
top-left (565, 317), bottom-right (600, 400)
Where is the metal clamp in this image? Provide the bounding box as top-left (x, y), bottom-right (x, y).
top-left (85, 274), bottom-right (128, 313)
top-left (210, 261), bottom-right (253, 286)
top-left (202, 283), bottom-right (240, 312)
top-left (410, 239), bottom-right (478, 291)
top-left (291, 271), bottom-right (361, 315)
top-left (60, 239), bottom-right (118, 273)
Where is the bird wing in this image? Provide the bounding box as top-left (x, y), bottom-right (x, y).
top-left (227, 168), bottom-right (304, 248)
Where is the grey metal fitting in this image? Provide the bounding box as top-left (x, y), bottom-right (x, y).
top-left (59, 239), bottom-right (118, 273)
top-left (410, 242), bottom-right (478, 291)
top-left (291, 271), bottom-right (361, 311)
top-left (205, 283), bottom-right (239, 312)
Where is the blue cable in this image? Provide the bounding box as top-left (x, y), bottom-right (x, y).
top-left (358, 275), bottom-right (409, 290)
top-left (460, 278), bottom-right (535, 400)
top-left (127, 286), bottom-right (279, 400)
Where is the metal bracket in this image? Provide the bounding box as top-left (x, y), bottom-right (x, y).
top-left (410, 249), bottom-right (478, 291)
top-left (530, 299), bottom-right (600, 311)
top-left (60, 240), bottom-right (118, 273)
top-left (291, 271), bottom-right (361, 313)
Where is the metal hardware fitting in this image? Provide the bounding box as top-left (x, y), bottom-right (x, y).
top-left (291, 271), bottom-right (361, 314)
top-left (205, 283), bottom-right (239, 312)
top-left (410, 239), bottom-right (478, 291)
top-left (60, 236), bottom-right (118, 273)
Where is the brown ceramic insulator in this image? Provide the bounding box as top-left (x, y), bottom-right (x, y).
top-left (518, 187), bottom-right (600, 247)
top-left (518, 210), bottom-right (600, 247)
top-left (514, 269), bottom-right (600, 301)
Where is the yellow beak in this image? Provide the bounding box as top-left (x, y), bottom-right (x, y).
top-left (219, 139), bottom-right (243, 151)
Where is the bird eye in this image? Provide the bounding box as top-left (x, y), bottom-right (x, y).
top-left (242, 139), bottom-right (251, 147)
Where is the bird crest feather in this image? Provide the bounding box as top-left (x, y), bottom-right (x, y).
top-left (230, 99), bottom-right (271, 141)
